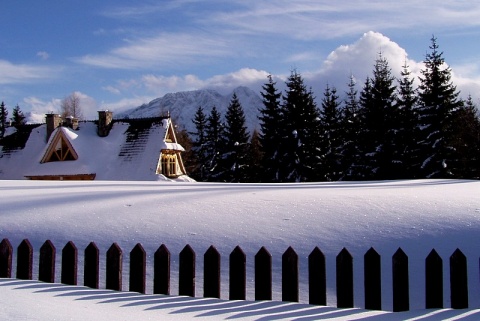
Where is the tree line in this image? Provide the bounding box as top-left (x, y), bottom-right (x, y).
top-left (0, 102), bottom-right (26, 137)
top-left (187, 37), bottom-right (480, 182)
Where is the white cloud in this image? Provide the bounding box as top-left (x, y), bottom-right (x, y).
top-left (101, 97), bottom-right (154, 114)
top-left (36, 51), bottom-right (50, 60)
top-left (210, 1), bottom-right (480, 40)
top-left (76, 32), bottom-right (231, 70)
top-left (314, 31), bottom-right (423, 87)
top-left (202, 68), bottom-right (270, 93)
top-left (23, 92), bottom-right (99, 122)
top-left (0, 60), bottom-right (57, 84)
top-left (23, 97), bottom-right (61, 123)
top-left (102, 86), bottom-right (121, 95)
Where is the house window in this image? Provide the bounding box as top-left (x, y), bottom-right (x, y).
top-left (161, 153), bottom-right (178, 177)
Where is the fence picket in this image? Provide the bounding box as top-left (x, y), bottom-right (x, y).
top-left (106, 243), bottom-right (122, 291)
top-left (229, 246), bottom-right (246, 300)
top-left (3, 238), bottom-right (478, 313)
top-left (154, 244), bottom-right (170, 295)
top-left (130, 243), bottom-right (146, 294)
top-left (425, 249), bottom-right (443, 308)
top-left (16, 239), bottom-right (33, 280)
top-left (392, 247), bottom-right (409, 312)
top-left (61, 241), bottom-right (77, 285)
top-left (282, 246), bottom-right (299, 302)
top-left (204, 245), bottom-right (221, 298)
top-left (39, 240), bottom-right (56, 283)
top-left (179, 244), bottom-right (195, 297)
top-left (255, 246), bottom-right (272, 301)
top-left (308, 247), bottom-right (326, 305)
top-left (336, 248), bottom-right (353, 308)
top-left (84, 242), bottom-right (99, 289)
top-left (364, 247), bottom-right (381, 310)
top-left (450, 248), bottom-right (468, 309)
top-left (0, 238), bottom-right (12, 278)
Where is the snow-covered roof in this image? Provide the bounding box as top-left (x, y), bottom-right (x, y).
top-left (0, 118), bottom-right (187, 181)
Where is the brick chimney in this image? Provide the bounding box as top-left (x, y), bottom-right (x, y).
top-left (45, 113), bottom-right (62, 141)
top-left (97, 110), bottom-right (113, 137)
top-left (64, 116), bottom-right (79, 130)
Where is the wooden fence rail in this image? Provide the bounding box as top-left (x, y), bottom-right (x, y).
top-left (0, 238), bottom-right (472, 312)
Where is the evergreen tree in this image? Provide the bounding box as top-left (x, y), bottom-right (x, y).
top-left (396, 61), bottom-right (420, 178)
top-left (245, 129), bottom-right (264, 182)
top-left (417, 36), bottom-right (463, 178)
top-left (189, 106), bottom-right (209, 181)
top-left (0, 101), bottom-right (8, 138)
top-left (340, 75), bottom-right (362, 180)
top-left (357, 55), bottom-right (398, 179)
top-left (11, 104), bottom-right (26, 128)
top-left (319, 84), bottom-right (342, 181)
top-left (356, 77), bottom-right (374, 179)
top-left (222, 93), bottom-right (250, 182)
top-left (204, 106), bottom-right (225, 181)
top-left (280, 70), bottom-right (321, 182)
top-left (450, 95), bottom-right (480, 178)
top-left (258, 75), bottom-right (283, 182)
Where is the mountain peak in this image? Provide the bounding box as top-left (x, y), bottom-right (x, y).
top-left (117, 87), bottom-right (263, 132)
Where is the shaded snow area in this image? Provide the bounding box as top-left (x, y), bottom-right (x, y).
top-left (1, 179), bottom-right (480, 320)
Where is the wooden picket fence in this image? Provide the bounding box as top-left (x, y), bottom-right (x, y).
top-left (0, 238), bottom-right (470, 312)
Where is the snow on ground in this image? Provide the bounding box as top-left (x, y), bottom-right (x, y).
top-left (1, 179), bottom-right (480, 320)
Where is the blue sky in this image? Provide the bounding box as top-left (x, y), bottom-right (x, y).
top-left (1, 1), bottom-right (480, 121)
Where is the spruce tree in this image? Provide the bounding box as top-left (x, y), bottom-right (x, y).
top-left (258, 75), bottom-right (283, 182)
top-left (417, 36), bottom-right (463, 178)
top-left (189, 106), bottom-right (209, 181)
top-left (0, 101), bottom-right (8, 138)
top-left (205, 106), bottom-right (225, 181)
top-left (340, 75), bottom-right (362, 180)
top-left (11, 104), bottom-right (26, 128)
top-left (245, 129), bottom-right (264, 182)
top-left (319, 84), bottom-right (342, 181)
top-left (450, 95), bottom-right (480, 178)
top-left (396, 61), bottom-right (420, 178)
top-left (222, 93), bottom-right (250, 182)
top-left (280, 70), bottom-right (321, 182)
top-left (356, 77), bottom-right (374, 179)
top-left (358, 55), bottom-right (398, 179)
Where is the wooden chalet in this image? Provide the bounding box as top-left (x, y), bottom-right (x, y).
top-left (0, 111), bottom-right (189, 181)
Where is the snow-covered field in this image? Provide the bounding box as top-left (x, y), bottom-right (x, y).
top-left (1, 179), bottom-right (480, 320)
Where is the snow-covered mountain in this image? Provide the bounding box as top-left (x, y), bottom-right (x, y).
top-left (117, 86), bottom-right (264, 132)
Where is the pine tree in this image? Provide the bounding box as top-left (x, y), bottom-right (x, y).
top-left (450, 95), bottom-right (480, 178)
top-left (357, 55), bottom-right (398, 179)
top-left (205, 106), bottom-right (225, 181)
top-left (0, 101), bottom-right (8, 138)
top-left (356, 77), bottom-right (374, 179)
top-left (189, 106), bottom-right (209, 181)
top-left (222, 93), bottom-right (250, 182)
top-left (11, 104), bottom-right (26, 128)
top-left (258, 75), bottom-right (283, 182)
top-left (245, 129), bottom-right (264, 182)
top-left (396, 61), bottom-right (420, 178)
top-left (417, 36), bottom-right (463, 178)
top-left (280, 70), bottom-right (321, 182)
top-left (319, 84), bottom-right (342, 181)
top-left (340, 75), bottom-right (362, 180)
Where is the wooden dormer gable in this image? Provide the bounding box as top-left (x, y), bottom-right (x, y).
top-left (40, 128), bottom-right (78, 163)
top-left (164, 119), bottom-right (177, 143)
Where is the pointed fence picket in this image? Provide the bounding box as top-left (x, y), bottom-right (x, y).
top-left (0, 237), bottom-right (477, 312)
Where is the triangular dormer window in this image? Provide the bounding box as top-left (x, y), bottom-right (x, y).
top-left (41, 130), bottom-right (78, 163)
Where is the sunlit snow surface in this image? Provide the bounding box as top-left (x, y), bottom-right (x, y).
top-left (1, 179), bottom-right (480, 320)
